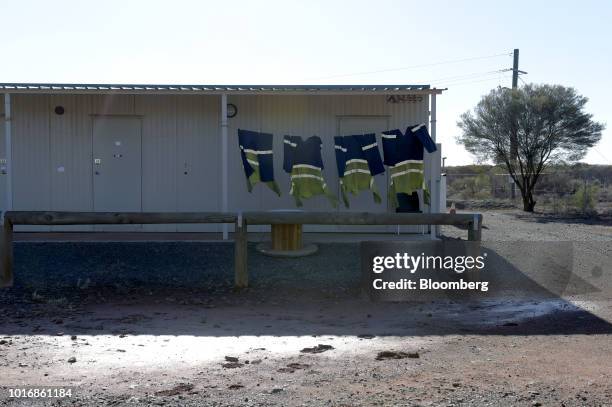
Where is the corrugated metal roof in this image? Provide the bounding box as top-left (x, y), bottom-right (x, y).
top-left (0, 83), bottom-right (442, 95)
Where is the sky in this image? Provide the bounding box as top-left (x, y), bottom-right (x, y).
top-left (1, 0), bottom-right (610, 166)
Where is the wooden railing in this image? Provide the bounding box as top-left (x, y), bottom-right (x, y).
top-left (1, 211), bottom-right (482, 289)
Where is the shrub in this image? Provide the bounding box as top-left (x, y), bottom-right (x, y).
top-left (570, 182), bottom-right (600, 214)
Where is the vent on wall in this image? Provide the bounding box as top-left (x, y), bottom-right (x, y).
top-left (54, 106), bottom-right (65, 115)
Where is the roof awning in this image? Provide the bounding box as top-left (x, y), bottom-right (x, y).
top-left (0, 83), bottom-right (444, 95)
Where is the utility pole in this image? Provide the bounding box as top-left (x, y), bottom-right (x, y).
top-left (509, 48), bottom-right (526, 200)
top-left (512, 48), bottom-right (520, 89)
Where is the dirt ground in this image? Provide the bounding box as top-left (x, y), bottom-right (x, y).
top-left (441, 209), bottom-right (611, 242)
top-left (0, 210), bottom-right (611, 406)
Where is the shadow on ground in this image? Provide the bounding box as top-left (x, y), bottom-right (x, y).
top-left (1, 241), bottom-right (611, 338)
top-left (512, 212), bottom-right (612, 226)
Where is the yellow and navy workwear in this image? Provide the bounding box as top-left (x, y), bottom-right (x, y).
top-left (238, 129), bottom-right (281, 195)
top-left (381, 124), bottom-right (437, 208)
top-left (334, 133), bottom-right (385, 207)
top-left (283, 135), bottom-right (337, 207)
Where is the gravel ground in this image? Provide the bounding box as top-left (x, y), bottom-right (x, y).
top-left (0, 210), bottom-right (610, 406)
top-left (442, 209), bottom-right (611, 241)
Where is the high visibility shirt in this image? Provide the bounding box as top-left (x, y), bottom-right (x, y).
top-left (381, 124), bottom-right (437, 208)
top-left (238, 129), bottom-right (280, 196)
top-left (334, 133), bottom-right (385, 207)
top-left (283, 135), bottom-right (337, 207)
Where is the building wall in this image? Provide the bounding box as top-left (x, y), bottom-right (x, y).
top-left (4, 93), bottom-right (435, 232)
top-left (0, 101), bottom-right (5, 215)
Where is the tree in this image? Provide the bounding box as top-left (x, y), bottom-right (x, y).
top-left (457, 84), bottom-right (604, 212)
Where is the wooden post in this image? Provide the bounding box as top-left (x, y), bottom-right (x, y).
top-left (234, 216), bottom-right (248, 288)
top-left (1, 217), bottom-right (13, 287)
top-left (467, 214), bottom-right (482, 241)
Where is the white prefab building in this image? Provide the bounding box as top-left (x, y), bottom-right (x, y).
top-left (0, 84), bottom-right (443, 235)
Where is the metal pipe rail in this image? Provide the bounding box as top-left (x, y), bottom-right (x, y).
top-left (1, 211), bottom-right (482, 289)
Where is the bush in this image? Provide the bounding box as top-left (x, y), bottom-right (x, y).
top-left (449, 174), bottom-right (492, 200)
top-left (570, 182), bottom-right (600, 214)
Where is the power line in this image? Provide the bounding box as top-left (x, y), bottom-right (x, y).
top-left (436, 72), bottom-right (508, 86)
top-left (592, 148), bottom-right (612, 164)
top-left (437, 75), bottom-right (513, 87)
top-left (303, 51), bottom-right (513, 81)
top-left (434, 72), bottom-right (512, 87)
top-left (426, 69), bottom-right (507, 84)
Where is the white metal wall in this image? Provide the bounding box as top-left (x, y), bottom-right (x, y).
top-left (7, 93), bottom-right (432, 232)
top-left (9, 94), bottom-right (221, 232)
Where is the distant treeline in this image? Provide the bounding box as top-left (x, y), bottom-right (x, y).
top-left (444, 163), bottom-right (611, 214)
top-left (444, 163), bottom-right (612, 184)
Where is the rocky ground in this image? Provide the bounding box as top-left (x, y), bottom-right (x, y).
top-left (0, 210), bottom-right (611, 406)
top-left (442, 209), bottom-right (612, 241)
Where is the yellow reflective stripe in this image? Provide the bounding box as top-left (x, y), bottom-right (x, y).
top-left (345, 159), bottom-right (367, 165)
top-left (343, 169), bottom-right (371, 176)
top-left (390, 169), bottom-right (423, 178)
top-left (291, 174), bottom-right (324, 181)
top-left (394, 159), bottom-right (423, 166)
top-left (362, 142), bottom-right (377, 150)
top-left (410, 123), bottom-right (426, 132)
top-left (243, 148), bottom-right (272, 155)
top-left (293, 164), bottom-right (322, 171)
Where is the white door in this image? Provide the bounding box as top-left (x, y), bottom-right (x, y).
top-left (93, 117), bottom-right (142, 231)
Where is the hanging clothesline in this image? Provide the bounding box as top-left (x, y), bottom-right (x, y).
top-left (237, 124), bottom-right (437, 209)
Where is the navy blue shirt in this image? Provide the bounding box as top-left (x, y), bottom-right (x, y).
top-left (382, 124), bottom-right (437, 166)
top-left (238, 129), bottom-right (275, 182)
top-left (283, 135), bottom-right (324, 172)
top-left (334, 133), bottom-right (385, 177)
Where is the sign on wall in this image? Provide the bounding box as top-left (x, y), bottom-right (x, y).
top-left (386, 95), bottom-right (424, 104)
